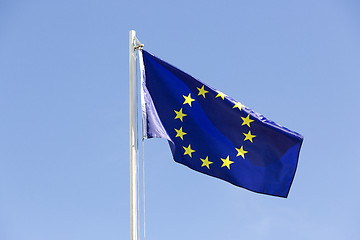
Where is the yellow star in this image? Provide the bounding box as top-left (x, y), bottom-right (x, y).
top-left (221, 156), bottom-right (234, 170)
top-left (200, 156), bottom-right (213, 169)
top-left (175, 127), bottom-right (187, 140)
top-left (233, 102), bottom-right (244, 111)
top-left (197, 85), bottom-right (209, 98)
top-left (241, 114), bottom-right (254, 127)
top-left (174, 108), bottom-right (187, 122)
top-left (215, 91), bottom-right (227, 100)
top-left (183, 93), bottom-right (195, 107)
top-left (235, 146), bottom-right (248, 159)
top-left (183, 144), bottom-right (195, 158)
top-left (243, 130), bottom-right (256, 143)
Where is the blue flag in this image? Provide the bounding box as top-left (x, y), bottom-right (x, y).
top-left (141, 50), bottom-right (303, 198)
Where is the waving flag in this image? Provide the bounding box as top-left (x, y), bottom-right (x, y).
top-left (140, 50), bottom-right (303, 198)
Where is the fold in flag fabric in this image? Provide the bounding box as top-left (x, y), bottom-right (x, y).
top-left (140, 50), bottom-right (303, 198)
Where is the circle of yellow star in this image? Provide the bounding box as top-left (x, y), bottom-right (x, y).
top-left (233, 102), bottom-right (244, 111)
top-left (221, 155), bottom-right (234, 170)
top-left (200, 156), bottom-right (213, 169)
top-left (235, 146), bottom-right (248, 159)
top-left (175, 127), bottom-right (187, 140)
top-left (215, 91), bottom-right (227, 100)
top-left (243, 130), bottom-right (256, 143)
top-left (183, 93), bottom-right (195, 107)
top-left (174, 108), bottom-right (187, 122)
top-left (241, 114), bottom-right (254, 127)
top-left (197, 85), bottom-right (209, 98)
top-left (183, 144), bottom-right (195, 158)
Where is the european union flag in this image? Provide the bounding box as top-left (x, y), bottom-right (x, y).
top-left (141, 50), bottom-right (303, 198)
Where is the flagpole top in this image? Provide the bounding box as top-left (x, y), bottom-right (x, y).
top-left (129, 30), bottom-right (144, 51)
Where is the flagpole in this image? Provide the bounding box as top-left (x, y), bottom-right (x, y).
top-left (129, 30), bottom-right (138, 240)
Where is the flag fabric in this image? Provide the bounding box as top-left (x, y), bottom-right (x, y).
top-left (140, 50), bottom-right (303, 198)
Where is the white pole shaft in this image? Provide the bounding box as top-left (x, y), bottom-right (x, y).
top-left (129, 30), bottom-right (138, 240)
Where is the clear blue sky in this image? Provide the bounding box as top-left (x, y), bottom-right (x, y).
top-left (1, 0), bottom-right (359, 239)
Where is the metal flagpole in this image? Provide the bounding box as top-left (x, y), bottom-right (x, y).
top-left (129, 30), bottom-right (138, 240)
